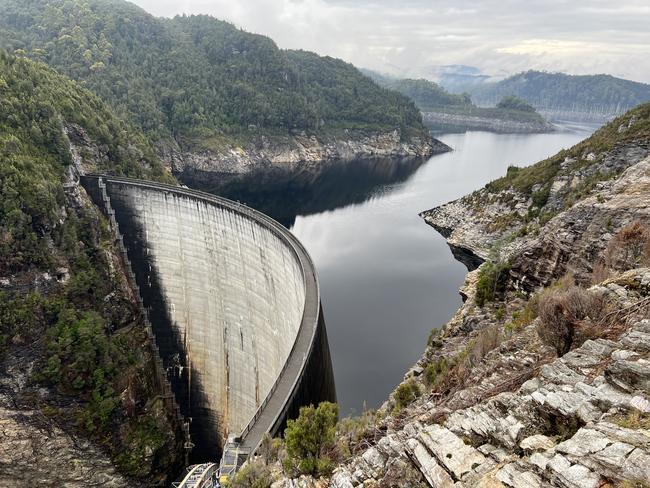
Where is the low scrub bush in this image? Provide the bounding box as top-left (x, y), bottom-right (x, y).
top-left (259, 434), bottom-right (284, 466)
top-left (231, 461), bottom-right (276, 488)
top-left (425, 357), bottom-right (450, 387)
top-left (601, 221), bottom-right (650, 273)
top-left (335, 409), bottom-right (382, 459)
top-left (536, 286), bottom-right (608, 355)
top-left (504, 296), bottom-right (539, 333)
top-left (476, 261), bottom-right (511, 307)
top-left (394, 378), bottom-right (421, 412)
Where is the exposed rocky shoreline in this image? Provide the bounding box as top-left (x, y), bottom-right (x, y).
top-left (422, 111), bottom-right (555, 134)
top-left (163, 129), bottom-right (450, 182)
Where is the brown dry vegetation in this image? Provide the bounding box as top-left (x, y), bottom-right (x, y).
top-left (593, 221), bottom-right (650, 282)
top-left (536, 286), bottom-right (609, 355)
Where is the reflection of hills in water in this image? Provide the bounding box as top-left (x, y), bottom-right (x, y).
top-left (181, 157), bottom-right (429, 227)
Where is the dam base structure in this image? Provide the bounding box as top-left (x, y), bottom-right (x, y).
top-left (81, 175), bottom-right (336, 467)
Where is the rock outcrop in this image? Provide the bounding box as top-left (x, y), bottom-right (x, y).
top-left (0, 346), bottom-right (135, 488)
top-left (164, 129), bottom-right (450, 181)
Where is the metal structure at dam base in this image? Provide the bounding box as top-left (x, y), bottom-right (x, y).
top-left (80, 175), bottom-right (336, 481)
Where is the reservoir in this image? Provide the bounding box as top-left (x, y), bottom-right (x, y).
top-left (213, 124), bottom-right (597, 416)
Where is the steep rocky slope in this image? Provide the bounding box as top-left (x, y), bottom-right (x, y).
top-left (0, 54), bottom-right (182, 486)
top-left (268, 104), bottom-right (650, 488)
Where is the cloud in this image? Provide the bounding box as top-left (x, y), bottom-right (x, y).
top-left (130, 0), bottom-right (650, 83)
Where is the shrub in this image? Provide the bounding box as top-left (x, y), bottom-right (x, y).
top-left (465, 325), bottom-right (503, 365)
top-left (231, 461), bottom-right (276, 488)
top-left (531, 186), bottom-right (551, 208)
top-left (536, 286), bottom-right (608, 355)
top-left (497, 95), bottom-right (536, 113)
top-left (335, 409), bottom-right (380, 459)
top-left (258, 434), bottom-right (284, 466)
top-left (394, 378), bottom-right (421, 411)
top-left (602, 221), bottom-right (650, 272)
top-left (427, 328), bottom-right (443, 348)
top-left (424, 357), bottom-right (449, 387)
top-left (476, 261), bottom-right (511, 307)
top-left (283, 402), bottom-right (338, 477)
top-left (612, 409), bottom-right (650, 430)
top-left (504, 296), bottom-right (539, 333)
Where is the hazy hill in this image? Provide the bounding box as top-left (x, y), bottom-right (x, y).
top-left (364, 70), bottom-right (551, 133)
top-left (0, 0), bottom-right (428, 150)
top-left (471, 70), bottom-right (650, 120)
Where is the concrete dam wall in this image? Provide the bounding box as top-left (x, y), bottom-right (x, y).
top-left (81, 176), bottom-right (336, 462)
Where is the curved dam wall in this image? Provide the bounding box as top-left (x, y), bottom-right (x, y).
top-left (81, 176), bottom-right (335, 462)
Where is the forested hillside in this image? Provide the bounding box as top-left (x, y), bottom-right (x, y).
top-left (472, 70), bottom-right (650, 116)
top-left (0, 0), bottom-right (428, 148)
top-left (0, 52), bottom-right (181, 484)
top-left (374, 77), bottom-right (472, 111)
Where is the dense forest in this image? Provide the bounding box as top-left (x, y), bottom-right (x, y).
top-left (372, 77), bottom-right (472, 111)
top-left (0, 50), bottom-right (168, 273)
top-left (0, 0), bottom-right (428, 147)
top-left (471, 70), bottom-right (650, 115)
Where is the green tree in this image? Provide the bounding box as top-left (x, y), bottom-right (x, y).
top-left (497, 95), bottom-right (536, 112)
top-left (283, 401), bottom-right (339, 477)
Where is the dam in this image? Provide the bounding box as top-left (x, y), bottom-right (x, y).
top-left (81, 175), bottom-right (336, 463)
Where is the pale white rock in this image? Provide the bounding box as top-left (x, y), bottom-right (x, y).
top-left (520, 378), bottom-right (541, 394)
top-left (559, 464), bottom-right (601, 488)
top-left (407, 438), bottom-right (454, 488)
top-left (556, 428), bottom-right (611, 457)
top-left (329, 470), bottom-right (354, 488)
top-left (377, 434), bottom-right (405, 458)
top-left (621, 448), bottom-right (650, 482)
top-left (496, 463), bottom-right (543, 488)
top-left (519, 435), bottom-right (556, 452)
top-left (630, 395), bottom-right (650, 412)
top-left (612, 349), bottom-right (640, 361)
top-left (360, 447), bottom-right (386, 479)
top-left (419, 425), bottom-right (488, 480)
top-left (540, 361), bottom-right (587, 386)
top-left (529, 452), bottom-right (553, 471)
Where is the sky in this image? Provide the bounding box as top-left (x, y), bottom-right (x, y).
top-left (131, 0), bottom-right (650, 84)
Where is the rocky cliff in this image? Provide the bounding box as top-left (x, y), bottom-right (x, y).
top-left (268, 103), bottom-right (650, 488)
top-left (165, 129), bottom-right (449, 184)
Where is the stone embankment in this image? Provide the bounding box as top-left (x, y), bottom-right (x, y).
top-left (422, 112), bottom-right (554, 134)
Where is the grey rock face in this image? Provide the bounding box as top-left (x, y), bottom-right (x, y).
top-left (168, 129), bottom-right (450, 178)
top-left (0, 349), bottom-right (134, 488)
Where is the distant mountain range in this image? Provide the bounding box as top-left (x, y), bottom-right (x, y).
top-left (469, 71), bottom-right (650, 122)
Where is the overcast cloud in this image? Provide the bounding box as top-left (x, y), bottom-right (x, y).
top-left (131, 0), bottom-right (650, 83)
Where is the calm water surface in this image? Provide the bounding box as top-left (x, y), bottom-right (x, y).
top-left (223, 126), bottom-right (597, 415)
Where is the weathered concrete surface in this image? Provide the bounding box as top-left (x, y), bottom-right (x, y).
top-left (82, 176), bottom-right (335, 462)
